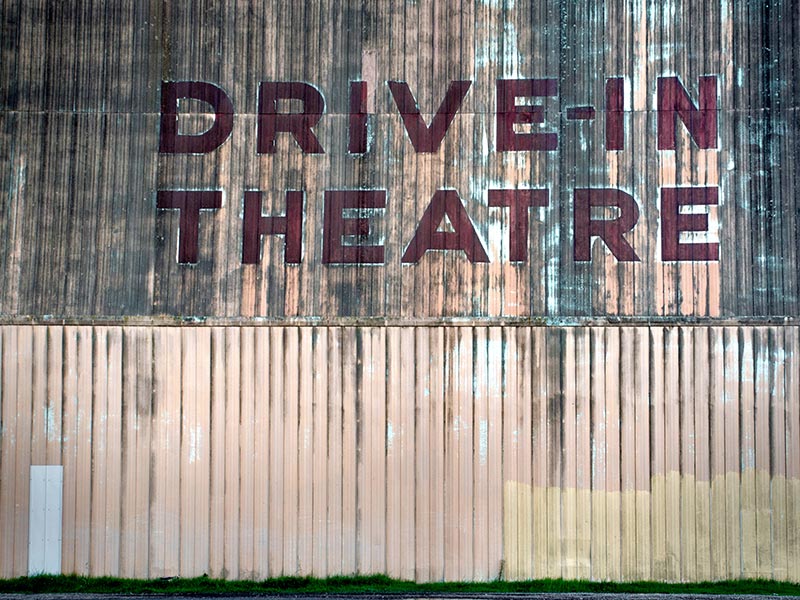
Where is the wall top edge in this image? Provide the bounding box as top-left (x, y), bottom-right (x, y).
top-left (0, 315), bottom-right (798, 329)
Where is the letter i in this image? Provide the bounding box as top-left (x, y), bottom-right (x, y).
top-left (605, 78), bottom-right (624, 151)
top-left (349, 81), bottom-right (368, 153)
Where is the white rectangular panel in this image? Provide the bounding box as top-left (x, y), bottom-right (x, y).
top-left (28, 465), bottom-right (63, 575)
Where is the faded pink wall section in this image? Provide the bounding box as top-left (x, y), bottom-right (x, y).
top-left (1, 325), bottom-right (798, 582)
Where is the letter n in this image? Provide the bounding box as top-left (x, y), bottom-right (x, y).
top-left (657, 76), bottom-right (717, 150)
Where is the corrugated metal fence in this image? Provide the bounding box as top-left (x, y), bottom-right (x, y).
top-left (2, 324), bottom-right (798, 581)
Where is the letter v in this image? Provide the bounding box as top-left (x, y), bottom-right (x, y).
top-left (388, 80), bottom-right (471, 152)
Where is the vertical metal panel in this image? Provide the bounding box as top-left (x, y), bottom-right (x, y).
top-left (2, 324), bottom-right (800, 582)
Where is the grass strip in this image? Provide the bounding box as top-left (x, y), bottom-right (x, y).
top-left (1, 575), bottom-right (799, 596)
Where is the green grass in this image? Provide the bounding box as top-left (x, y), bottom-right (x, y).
top-left (1, 575), bottom-right (799, 596)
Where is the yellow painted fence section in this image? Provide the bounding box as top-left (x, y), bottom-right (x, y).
top-left (1, 325), bottom-right (799, 581)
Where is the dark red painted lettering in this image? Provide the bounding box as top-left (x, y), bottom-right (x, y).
top-left (660, 187), bottom-right (719, 261)
top-left (323, 190), bottom-right (386, 264)
top-left (605, 77), bottom-right (624, 151)
top-left (566, 106), bottom-right (596, 120)
top-left (402, 189), bottom-right (490, 263)
top-left (496, 78), bottom-right (558, 152)
top-left (387, 80), bottom-right (471, 153)
top-left (159, 81), bottom-right (233, 154)
top-left (349, 81), bottom-right (369, 154)
top-left (573, 188), bottom-right (640, 262)
top-left (257, 82), bottom-right (325, 154)
top-left (241, 191), bottom-right (304, 264)
top-left (657, 76), bottom-right (718, 150)
top-left (157, 190), bottom-right (223, 263)
top-left (488, 189), bottom-right (549, 262)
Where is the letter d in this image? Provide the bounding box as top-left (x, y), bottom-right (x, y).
top-left (159, 81), bottom-right (233, 153)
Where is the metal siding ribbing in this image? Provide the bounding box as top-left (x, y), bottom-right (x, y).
top-left (1, 324), bottom-right (799, 581)
top-left (0, 0), bottom-right (797, 319)
top-left (1, 0), bottom-right (799, 585)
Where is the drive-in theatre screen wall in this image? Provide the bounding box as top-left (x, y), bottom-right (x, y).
top-left (1, 0), bottom-right (799, 583)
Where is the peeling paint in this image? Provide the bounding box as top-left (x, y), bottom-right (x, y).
top-left (386, 420), bottom-right (395, 450)
top-left (188, 425), bottom-right (202, 463)
top-left (45, 405), bottom-right (57, 442)
top-left (479, 419), bottom-right (488, 465)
